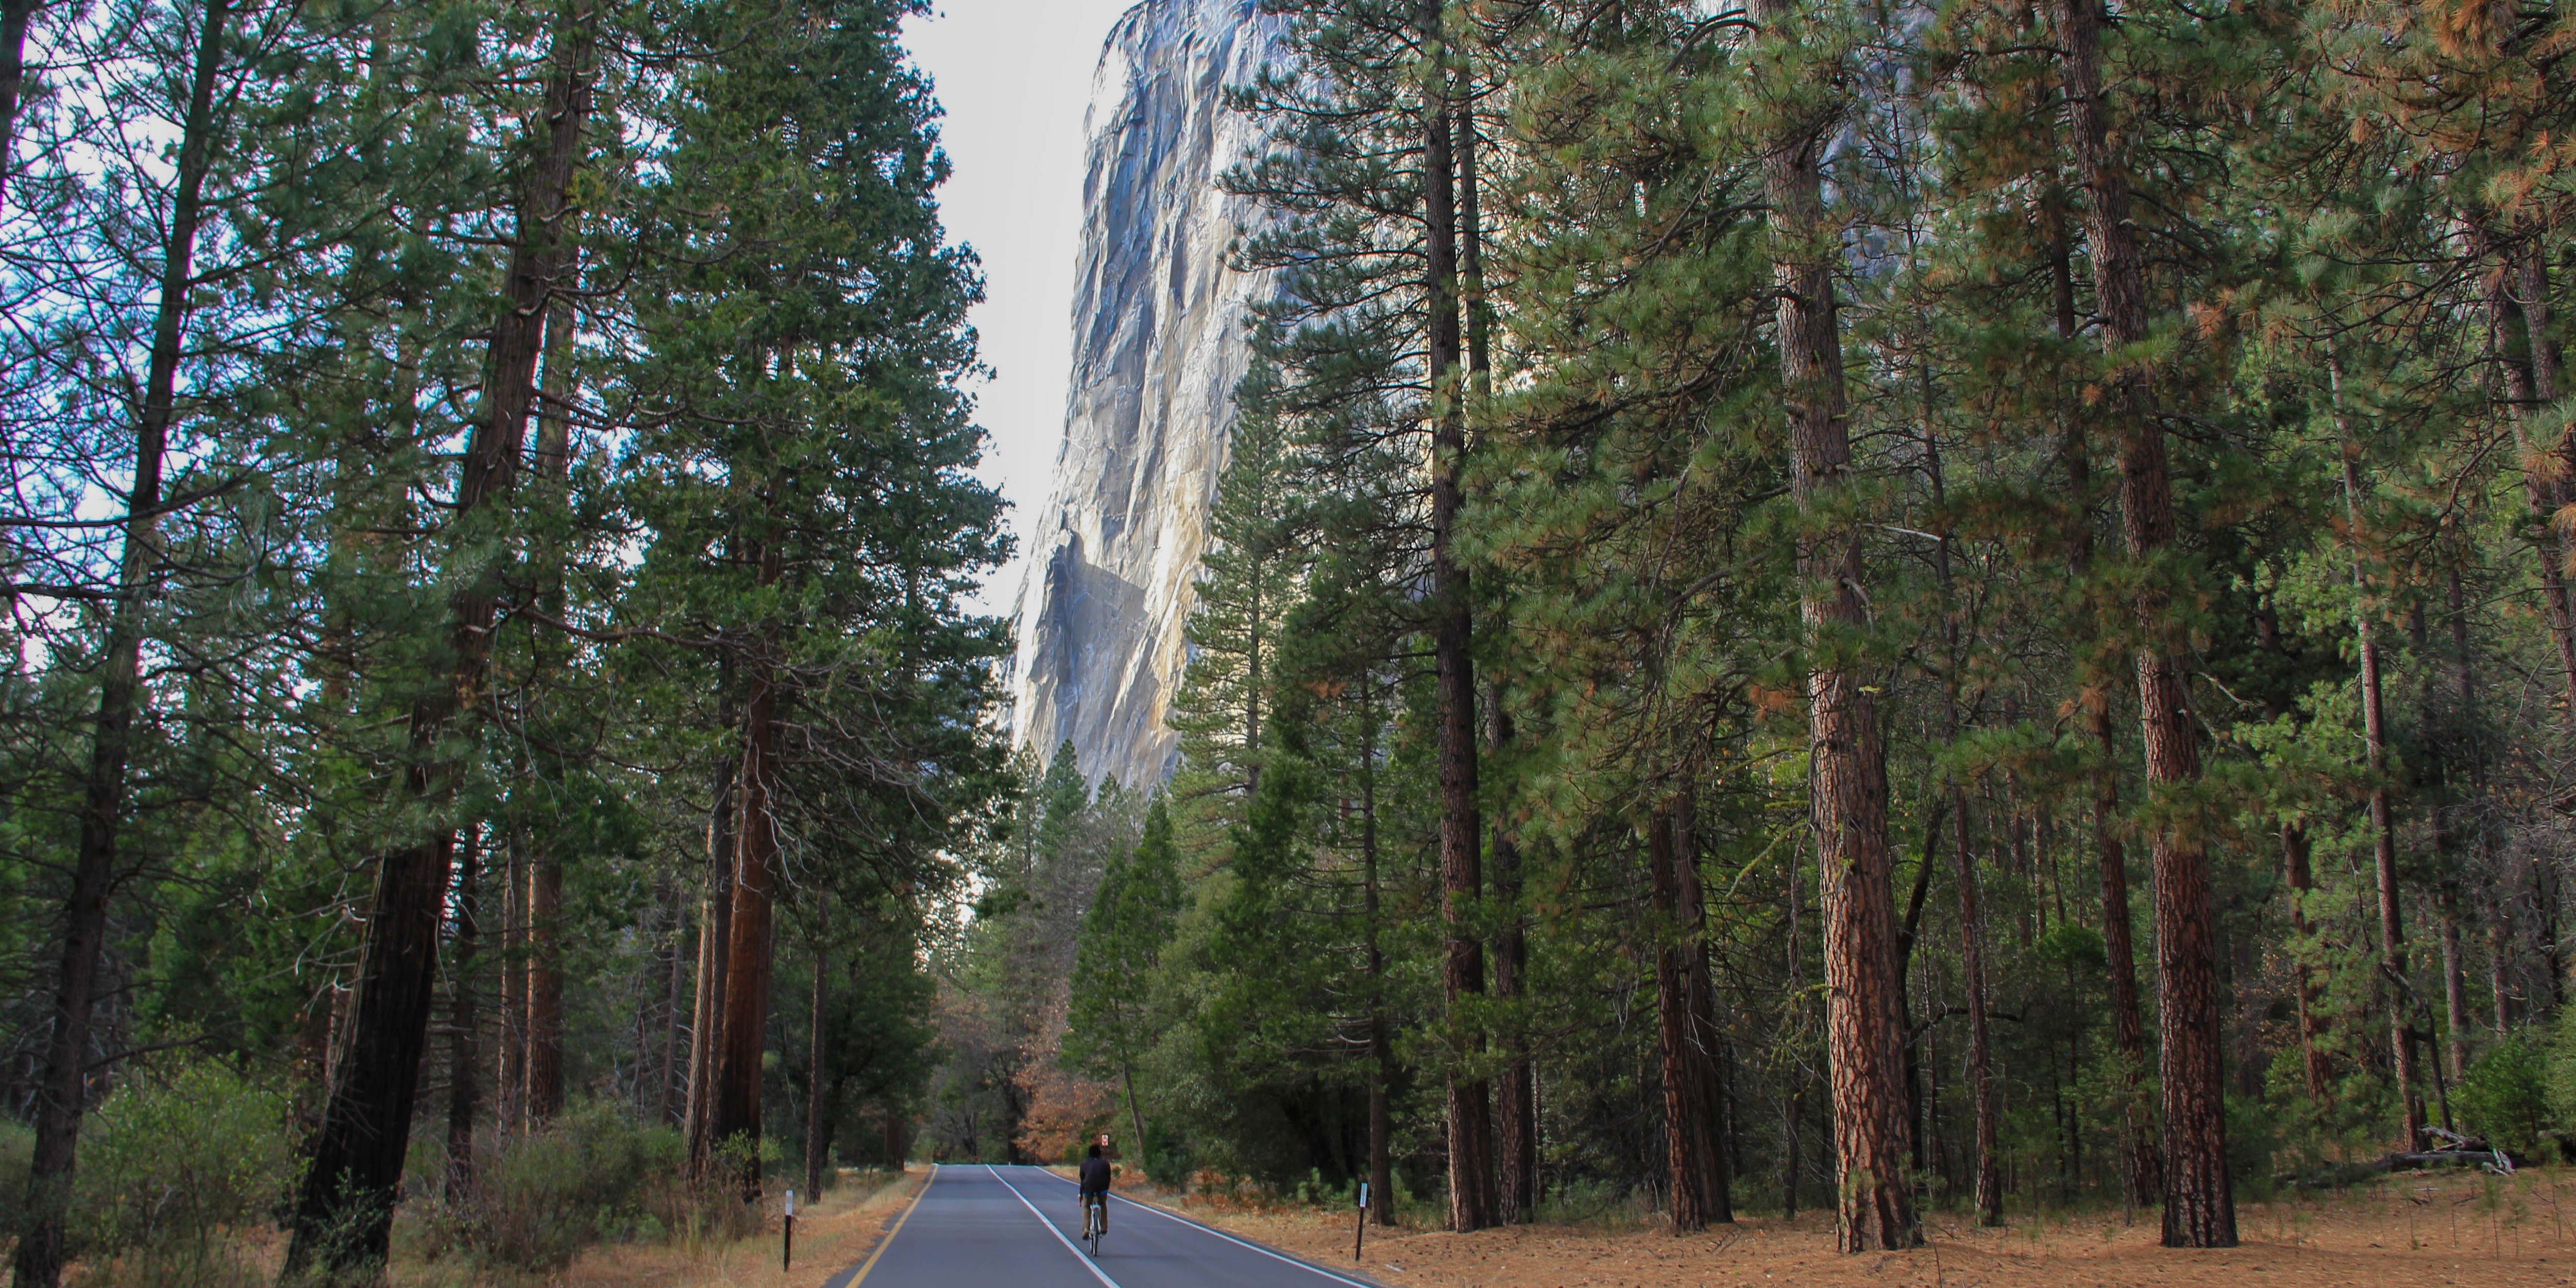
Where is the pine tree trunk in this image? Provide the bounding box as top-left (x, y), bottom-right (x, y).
top-left (522, 292), bottom-right (578, 1127)
top-left (1363, 692), bottom-right (1395, 1228)
top-left (526, 855), bottom-right (565, 1123)
top-left (283, 8), bottom-right (594, 1273)
top-left (657, 888), bottom-right (686, 1124)
top-left (2441, 883), bottom-right (2469, 1082)
top-left (687, 674), bottom-right (738, 1171)
top-left (1651, 805), bottom-right (1719, 1232)
top-left (1487, 695), bottom-right (1535, 1223)
top-left (2283, 825), bottom-right (2331, 1100)
top-left (2334, 357), bottom-right (2422, 1148)
top-left (1751, 0), bottom-right (1913, 1252)
top-left (805, 901), bottom-right (829, 1203)
top-left (1461, 91), bottom-right (1533, 1229)
top-left (1952, 790), bottom-right (2001, 1227)
top-left (0, 0), bottom-right (38, 214)
top-left (1781, 850), bottom-right (1802, 1221)
top-left (501, 830), bottom-right (527, 1134)
top-left (2049, 0), bottom-right (2234, 1248)
top-left (1418, 0), bottom-right (1494, 1234)
top-left (1675, 794), bottom-right (1732, 1223)
top-left (12, 7), bottom-right (225, 1283)
top-left (2472, 228), bottom-right (2576, 720)
top-left (712, 561), bottom-right (784, 1197)
top-left (2052, 214), bottom-right (2160, 1208)
top-left (447, 829), bottom-right (483, 1198)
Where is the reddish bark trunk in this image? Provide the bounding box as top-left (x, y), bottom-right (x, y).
top-left (284, 9), bottom-right (594, 1273)
top-left (711, 551), bottom-right (785, 1197)
top-left (1752, 0), bottom-right (1913, 1251)
top-left (2050, 0), bottom-right (2234, 1247)
top-left (1651, 806), bottom-right (1722, 1232)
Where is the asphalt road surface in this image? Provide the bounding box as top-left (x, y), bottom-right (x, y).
top-left (827, 1163), bottom-right (1380, 1288)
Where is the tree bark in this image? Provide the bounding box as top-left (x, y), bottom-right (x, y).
top-left (524, 854), bottom-right (565, 1123)
top-left (283, 7), bottom-right (593, 1273)
top-left (1418, 0), bottom-right (1494, 1234)
top-left (805, 897), bottom-right (830, 1202)
top-left (500, 830), bottom-right (525, 1135)
top-left (2049, 0), bottom-right (2234, 1248)
top-left (12, 6), bottom-right (226, 1283)
top-left (1781, 849), bottom-right (1803, 1221)
top-left (2332, 355), bottom-right (2422, 1149)
top-left (1751, 0), bottom-right (1913, 1252)
top-left (0, 0), bottom-right (38, 215)
top-left (1363, 686), bottom-right (1395, 1227)
top-left (2051, 208), bottom-right (2160, 1208)
top-left (1650, 805), bottom-right (1721, 1232)
top-left (1487, 693), bottom-right (1535, 1223)
top-left (1675, 794), bottom-right (1733, 1223)
top-left (521, 291), bottom-right (578, 1126)
top-left (446, 828), bottom-right (483, 1198)
top-left (687, 670), bottom-right (739, 1171)
top-left (657, 888), bottom-right (686, 1124)
top-left (1951, 790), bottom-right (2001, 1227)
top-left (2282, 825), bottom-right (2331, 1100)
top-left (1460, 84), bottom-right (1532, 1228)
top-left (2471, 227), bottom-right (2576, 720)
top-left (711, 552), bottom-right (785, 1197)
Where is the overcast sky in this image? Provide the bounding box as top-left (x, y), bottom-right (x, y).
top-left (903, 0), bottom-right (1145, 618)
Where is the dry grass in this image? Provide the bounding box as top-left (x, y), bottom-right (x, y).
top-left (389, 1168), bottom-right (926, 1288)
top-left (1126, 1167), bottom-right (2576, 1288)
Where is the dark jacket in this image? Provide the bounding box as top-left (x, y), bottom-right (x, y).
top-left (1078, 1156), bottom-right (1112, 1195)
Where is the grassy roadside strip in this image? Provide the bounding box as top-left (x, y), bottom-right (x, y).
top-left (553, 1167), bottom-right (930, 1288)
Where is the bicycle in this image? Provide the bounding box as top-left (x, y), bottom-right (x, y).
top-left (1080, 1191), bottom-right (1107, 1257)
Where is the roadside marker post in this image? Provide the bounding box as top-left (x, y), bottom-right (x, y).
top-left (784, 1188), bottom-right (795, 1270)
top-left (1353, 1182), bottom-right (1368, 1262)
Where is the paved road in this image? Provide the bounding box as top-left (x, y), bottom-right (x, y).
top-left (829, 1163), bottom-right (1378, 1288)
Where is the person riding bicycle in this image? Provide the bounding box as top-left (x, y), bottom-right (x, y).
top-left (1078, 1141), bottom-right (1113, 1235)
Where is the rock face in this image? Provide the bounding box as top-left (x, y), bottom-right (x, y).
top-left (1005, 0), bottom-right (1278, 788)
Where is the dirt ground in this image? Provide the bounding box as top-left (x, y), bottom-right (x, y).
top-left (1136, 1167), bottom-right (2576, 1288)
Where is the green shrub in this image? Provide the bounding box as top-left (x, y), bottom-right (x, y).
top-left (71, 1061), bottom-right (292, 1288)
top-left (419, 1100), bottom-right (686, 1274)
top-left (2468, 1029), bottom-right (2553, 1155)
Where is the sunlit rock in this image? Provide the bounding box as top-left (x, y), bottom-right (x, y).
top-left (1005, 0), bottom-right (1280, 788)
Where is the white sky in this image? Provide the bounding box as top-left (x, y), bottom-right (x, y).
top-left (903, 0), bottom-right (1146, 619)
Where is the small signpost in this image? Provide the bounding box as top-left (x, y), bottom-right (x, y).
top-left (783, 1188), bottom-right (796, 1270)
top-left (1353, 1181), bottom-right (1369, 1262)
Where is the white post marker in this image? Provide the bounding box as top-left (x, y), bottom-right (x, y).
top-left (783, 1187), bottom-right (796, 1270)
top-left (1353, 1181), bottom-right (1369, 1261)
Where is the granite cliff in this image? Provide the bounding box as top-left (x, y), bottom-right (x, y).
top-left (1004, 0), bottom-right (1279, 788)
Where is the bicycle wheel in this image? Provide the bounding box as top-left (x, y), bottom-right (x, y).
top-left (1083, 1202), bottom-right (1100, 1256)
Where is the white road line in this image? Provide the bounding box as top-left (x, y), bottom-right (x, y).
top-left (986, 1165), bottom-right (1124, 1287)
top-left (1019, 1166), bottom-right (1378, 1287)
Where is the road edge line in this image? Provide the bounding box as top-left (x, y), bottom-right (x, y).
top-left (826, 1163), bottom-right (935, 1288)
top-left (988, 1164), bottom-right (1124, 1287)
top-left (1019, 1166), bottom-right (1386, 1288)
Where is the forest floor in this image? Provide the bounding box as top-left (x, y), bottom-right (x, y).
top-left (1112, 1166), bottom-right (2576, 1287)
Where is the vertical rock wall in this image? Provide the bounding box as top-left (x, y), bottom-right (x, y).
top-left (1005, 0), bottom-right (1278, 788)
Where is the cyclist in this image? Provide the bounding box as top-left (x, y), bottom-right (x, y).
top-left (1078, 1141), bottom-right (1113, 1237)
